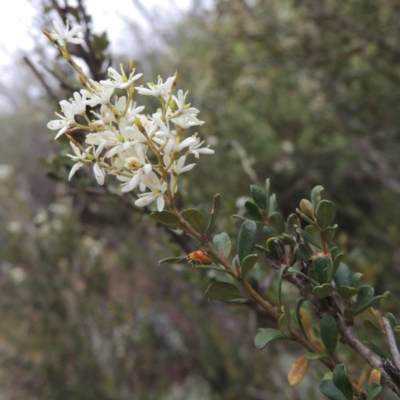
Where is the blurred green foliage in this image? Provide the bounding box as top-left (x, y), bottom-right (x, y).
top-left (0, 0), bottom-right (400, 398)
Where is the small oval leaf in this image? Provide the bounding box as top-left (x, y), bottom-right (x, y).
top-left (255, 328), bottom-right (285, 350)
top-left (320, 380), bottom-right (347, 400)
top-left (305, 352), bottom-right (329, 361)
top-left (320, 315), bottom-right (338, 357)
top-left (354, 285), bottom-right (375, 315)
top-left (238, 220), bottom-right (257, 264)
top-left (316, 200), bottom-right (337, 230)
top-left (159, 256), bottom-right (187, 265)
top-left (288, 355), bottom-right (309, 386)
top-left (334, 263), bottom-right (352, 288)
top-left (332, 364), bottom-right (353, 400)
top-left (311, 185), bottom-right (324, 208)
top-left (206, 194), bottom-right (221, 234)
top-left (268, 212), bottom-right (286, 234)
top-left (251, 185), bottom-right (267, 210)
top-left (151, 211), bottom-right (182, 229)
top-left (183, 208), bottom-right (206, 234)
top-left (367, 382), bottom-right (382, 400)
top-left (205, 282), bottom-right (247, 303)
top-left (313, 283), bottom-right (335, 299)
top-left (213, 232), bottom-right (231, 257)
top-left (241, 254), bottom-right (258, 277)
top-left (245, 201), bottom-right (263, 221)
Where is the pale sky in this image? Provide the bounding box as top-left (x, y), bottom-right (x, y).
top-left (0, 0), bottom-right (192, 66)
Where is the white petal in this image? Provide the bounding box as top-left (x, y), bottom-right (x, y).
top-left (93, 163), bottom-right (105, 185)
top-left (68, 162), bottom-right (83, 181)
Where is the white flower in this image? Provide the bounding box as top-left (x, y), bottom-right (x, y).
top-left (135, 172), bottom-right (167, 211)
top-left (67, 142), bottom-right (89, 181)
top-left (135, 76), bottom-right (175, 99)
top-left (52, 20), bottom-right (84, 47)
top-left (164, 155), bottom-right (195, 192)
top-left (101, 65), bottom-right (143, 89)
top-left (91, 141), bottom-right (107, 185)
top-left (82, 83), bottom-right (114, 107)
top-left (188, 138), bottom-right (215, 158)
top-left (171, 114), bottom-right (204, 129)
top-left (172, 90), bottom-right (200, 115)
top-left (47, 100), bottom-right (76, 139)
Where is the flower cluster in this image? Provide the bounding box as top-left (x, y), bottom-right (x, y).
top-left (45, 21), bottom-right (214, 211)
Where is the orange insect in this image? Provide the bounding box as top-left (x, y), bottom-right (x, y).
top-left (187, 250), bottom-right (212, 266)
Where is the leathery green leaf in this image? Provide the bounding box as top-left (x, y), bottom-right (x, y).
top-left (313, 283), bottom-right (335, 299)
top-left (278, 306), bottom-right (292, 337)
top-left (213, 232), bottom-right (231, 257)
top-left (183, 208), bottom-right (206, 234)
top-left (320, 315), bottom-right (338, 356)
top-left (255, 328), bottom-right (285, 350)
top-left (251, 185), bottom-right (267, 210)
top-left (320, 380), bottom-right (347, 400)
top-left (305, 352), bottom-right (329, 361)
top-left (334, 263), bottom-right (352, 288)
top-left (205, 282), bottom-right (247, 303)
top-left (353, 285), bottom-right (375, 315)
top-left (206, 194), bottom-right (220, 234)
top-left (367, 382), bottom-right (382, 400)
top-left (159, 256), bottom-right (187, 265)
top-left (316, 200), bottom-right (337, 230)
top-left (332, 365), bottom-right (353, 400)
top-left (151, 211), bottom-right (182, 229)
top-left (238, 220), bottom-right (257, 264)
top-left (277, 266), bottom-right (287, 305)
top-left (245, 201), bottom-right (263, 221)
top-left (268, 212), bottom-right (286, 234)
top-left (311, 185), bottom-right (324, 208)
top-left (241, 254), bottom-right (258, 277)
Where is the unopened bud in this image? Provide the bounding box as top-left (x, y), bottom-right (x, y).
top-left (300, 199), bottom-right (315, 220)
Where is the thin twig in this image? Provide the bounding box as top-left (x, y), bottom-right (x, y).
top-left (383, 317), bottom-right (400, 371)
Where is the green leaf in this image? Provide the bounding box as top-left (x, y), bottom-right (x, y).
top-left (311, 185), bottom-right (324, 208)
top-left (287, 267), bottom-right (319, 286)
top-left (298, 243), bottom-right (312, 259)
top-left (371, 291), bottom-right (390, 308)
top-left (265, 178), bottom-right (270, 211)
top-left (333, 253), bottom-right (344, 274)
top-left (386, 313), bottom-right (398, 329)
top-left (298, 228), bottom-right (321, 249)
top-left (300, 199), bottom-right (315, 220)
top-left (313, 284), bottom-right (335, 299)
top-left (206, 194), bottom-right (220, 234)
top-left (313, 257), bottom-right (333, 284)
top-left (238, 220), bottom-right (257, 264)
top-left (305, 352), bottom-right (329, 361)
top-left (334, 263), bottom-right (352, 288)
top-left (266, 237), bottom-right (283, 260)
top-left (213, 232), bottom-right (231, 257)
top-left (351, 272), bottom-right (364, 288)
top-left (365, 341), bottom-right (392, 359)
top-left (241, 254), bottom-right (258, 277)
top-left (320, 315), bottom-right (338, 356)
top-left (316, 200), bottom-right (337, 230)
top-left (194, 263), bottom-right (235, 276)
top-left (251, 185), bottom-right (267, 210)
top-left (363, 319), bottom-right (384, 334)
top-left (245, 201), bottom-right (263, 221)
top-left (354, 285), bottom-right (375, 315)
top-left (232, 214), bottom-right (250, 222)
top-left (277, 266), bottom-right (287, 306)
top-left (183, 208), bottom-right (206, 234)
top-left (321, 225), bottom-right (338, 245)
top-left (151, 211), bottom-right (182, 229)
top-left (268, 193), bottom-right (278, 216)
top-left (295, 297), bottom-right (309, 338)
top-left (159, 256), bottom-right (187, 265)
top-left (255, 328), bottom-right (285, 350)
top-left (337, 286), bottom-right (359, 299)
top-left (268, 212), bottom-right (286, 234)
top-left (287, 213), bottom-right (301, 236)
top-left (205, 282), bottom-right (247, 303)
top-left (332, 364), bottom-right (353, 400)
top-left (320, 380), bottom-right (347, 400)
top-left (296, 209), bottom-right (319, 227)
top-left (367, 382), bottom-right (382, 400)
top-left (278, 306), bottom-right (292, 337)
